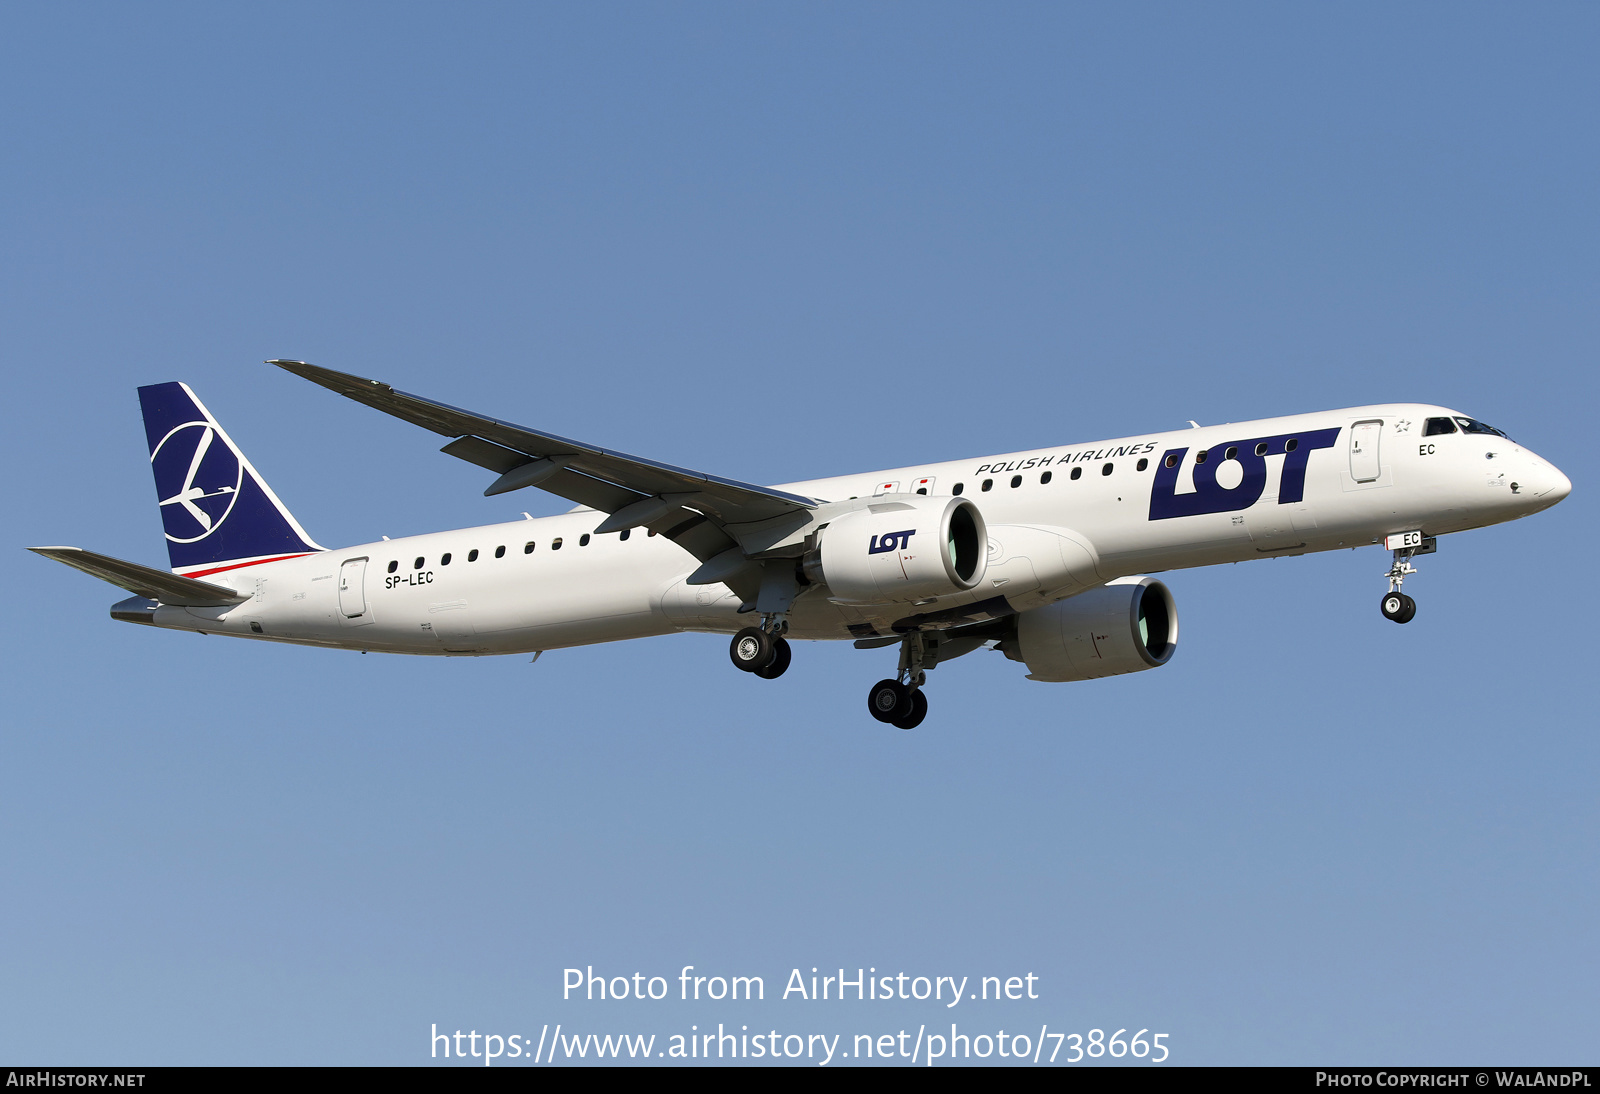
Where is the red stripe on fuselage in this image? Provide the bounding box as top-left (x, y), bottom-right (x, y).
top-left (180, 553), bottom-right (315, 579)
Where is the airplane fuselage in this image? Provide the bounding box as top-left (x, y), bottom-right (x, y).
top-left (126, 403), bottom-right (1570, 656)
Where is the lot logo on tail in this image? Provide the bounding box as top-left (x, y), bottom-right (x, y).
top-left (138, 381), bottom-right (323, 574)
top-left (151, 421), bottom-right (245, 542)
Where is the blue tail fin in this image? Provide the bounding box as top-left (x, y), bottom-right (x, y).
top-left (138, 382), bottom-right (323, 577)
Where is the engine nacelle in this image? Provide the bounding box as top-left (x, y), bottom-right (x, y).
top-left (1003, 576), bottom-right (1177, 682)
top-left (803, 496), bottom-right (988, 605)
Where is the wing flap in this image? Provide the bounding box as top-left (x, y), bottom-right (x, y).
top-left (29, 547), bottom-right (249, 606)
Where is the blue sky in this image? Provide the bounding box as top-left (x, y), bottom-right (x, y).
top-left (3, 2), bottom-right (1595, 1065)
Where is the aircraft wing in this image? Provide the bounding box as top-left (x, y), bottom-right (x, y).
top-left (29, 546), bottom-right (249, 606)
top-left (270, 361), bottom-right (819, 571)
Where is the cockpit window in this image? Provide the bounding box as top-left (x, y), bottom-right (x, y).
top-left (1454, 416), bottom-right (1510, 439)
top-left (1423, 417), bottom-right (1457, 436)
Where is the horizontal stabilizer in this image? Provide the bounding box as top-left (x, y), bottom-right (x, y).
top-left (28, 546), bottom-right (249, 607)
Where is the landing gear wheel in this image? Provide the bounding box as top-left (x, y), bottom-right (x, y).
top-left (867, 678), bottom-right (911, 723)
top-left (730, 626), bottom-right (774, 671)
top-left (1381, 592), bottom-right (1417, 624)
top-left (754, 637), bottom-right (791, 679)
top-left (892, 689), bottom-right (928, 730)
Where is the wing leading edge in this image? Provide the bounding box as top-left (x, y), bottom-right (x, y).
top-left (268, 361), bottom-right (820, 590)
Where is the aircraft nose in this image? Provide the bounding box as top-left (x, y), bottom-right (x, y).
top-left (1545, 465), bottom-right (1573, 503)
top-left (1525, 457), bottom-right (1571, 504)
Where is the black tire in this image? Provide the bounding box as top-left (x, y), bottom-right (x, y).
top-left (1381, 592), bottom-right (1406, 622)
top-left (754, 637), bottom-right (791, 679)
top-left (1396, 593), bottom-right (1417, 624)
top-left (892, 689), bottom-right (928, 730)
top-left (729, 627), bottom-right (774, 672)
top-left (867, 678), bottom-right (911, 723)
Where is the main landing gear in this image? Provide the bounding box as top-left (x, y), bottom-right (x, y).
top-left (731, 616), bottom-right (939, 728)
top-left (867, 678), bottom-right (928, 730)
top-left (1380, 541), bottom-right (1420, 624)
top-left (866, 630), bottom-right (932, 730)
top-left (729, 616), bottom-right (791, 679)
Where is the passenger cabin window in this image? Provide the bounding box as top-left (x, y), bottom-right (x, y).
top-left (1163, 454), bottom-right (1178, 468)
top-left (1010, 475), bottom-right (1022, 488)
top-left (1195, 450), bottom-right (1208, 465)
top-left (413, 557), bottom-right (424, 569)
top-left (1040, 471), bottom-right (1053, 484)
top-left (468, 549), bottom-right (479, 562)
top-left (619, 529), bottom-right (631, 541)
top-left (1102, 463), bottom-right (1113, 476)
top-left (981, 479), bottom-right (993, 492)
top-left (1254, 443), bottom-right (1268, 456)
top-left (1285, 438), bottom-right (1299, 452)
top-left (1136, 458), bottom-right (1148, 471)
top-left (387, 560), bottom-right (398, 574)
top-left (524, 542), bottom-right (535, 554)
top-left (1070, 466), bottom-right (1082, 480)
top-left (952, 483), bottom-right (964, 495)
top-left (1424, 417), bottom-right (1457, 436)
top-left (494, 545), bottom-right (506, 558)
top-left (441, 553), bottom-right (452, 565)
top-left (1224, 446), bottom-right (1238, 460)
top-left (580, 534), bottom-right (591, 546)
top-left (552, 538), bottom-right (563, 550)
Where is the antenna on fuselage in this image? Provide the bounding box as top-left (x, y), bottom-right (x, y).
top-left (1188, 421), bottom-right (1201, 429)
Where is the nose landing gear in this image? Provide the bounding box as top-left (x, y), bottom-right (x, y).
top-left (1380, 589), bottom-right (1416, 624)
top-left (1379, 534), bottom-right (1431, 624)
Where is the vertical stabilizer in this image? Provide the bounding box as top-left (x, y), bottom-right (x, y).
top-left (138, 382), bottom-right (323, 577)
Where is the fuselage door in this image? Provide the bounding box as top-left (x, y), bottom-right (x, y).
top-left (1349, 420), bottom-right (1383, 483)
top-left (338, 557), bottom-right (369, 621)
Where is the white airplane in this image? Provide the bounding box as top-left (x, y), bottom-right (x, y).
top-left (32, 362), bottom-right (1572, 727)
